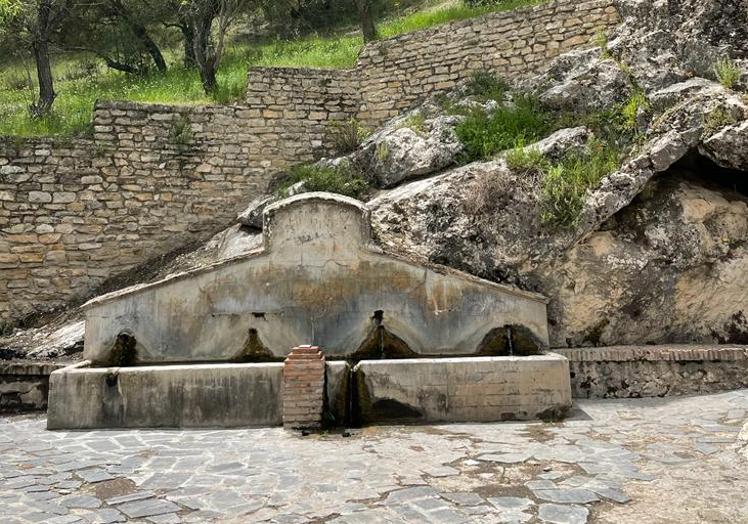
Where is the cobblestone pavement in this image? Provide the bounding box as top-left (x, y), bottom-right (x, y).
top-left (2, 391), bottom-right (748, 524)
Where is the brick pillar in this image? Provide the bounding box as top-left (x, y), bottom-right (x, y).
top-left (282, 345), bottom-right (325, 429)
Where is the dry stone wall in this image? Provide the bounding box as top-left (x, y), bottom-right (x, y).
top-left (0, 101), bottom-right (325, 324)
top-left (1, 0), bottom-right (618, 325)
top-left (246, 0), bottom-right (620, 127)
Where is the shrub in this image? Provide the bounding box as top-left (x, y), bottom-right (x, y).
top-left (714, 57), bottom-right (742, 90)
top-left (329, 118), bottom-right (370, 154)
top-left (455, 94), bottom-right (552, 162)
top-left (540, 140), bottom-right (620, 228)
top-left (280, 162), bottom-right (369, 199)
top-left (465, 70), bottom-right (509, 101)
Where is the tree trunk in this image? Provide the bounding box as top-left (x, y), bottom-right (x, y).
top-left (199, 65), bottom-right (217, 93)
top-left (30, 1), bottom-right (56, 117)
top-left (192, 14), bottom-right (217, 94)
top-left (129, 21), bottom-right (167, 73)
top-left (179, 22), bottom-right (196, 68)
top-left (111, 0), bottom-right (167, 73)
top-left (355, 0), bottom-right (378, 43)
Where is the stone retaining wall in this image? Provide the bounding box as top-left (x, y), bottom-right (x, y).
top-left (248, 0), bottom-right (620, 127)
top-left (0, 361), bottom-right (69, 412)
top-left (0, 0), bottom-right (618, 326)
top-left (557, 345), bottom-right (748, 398)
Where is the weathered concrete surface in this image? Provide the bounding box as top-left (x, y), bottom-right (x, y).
top-left (325, 360), bottom-right (350, 426)
top-left (47, 361), bottom-right (283, 430)
top-left (557, 345), bottom-right (748, 399)
top-left (47, 360), bottom-right (352, 429)
top-left (0, 361), bottom-right (69, 413)
top-left (3, 391), bottom-right (748, 523)
top-left (355, 355), bottom-right (571, 424)
top-left (82, 193), bottom-right (549, 364)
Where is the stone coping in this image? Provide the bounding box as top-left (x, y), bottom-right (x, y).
top-left (556, 345), bottom-right (748, 362)
top-left (0, 360), bottom-right (73, 376)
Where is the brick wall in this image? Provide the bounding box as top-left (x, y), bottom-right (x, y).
top-left (0, 0), bottom-right (619, 325)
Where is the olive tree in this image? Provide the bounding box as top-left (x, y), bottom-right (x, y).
top-left (179, 0), bottom-right (252, 93)
top-left (0, 0), bottom-right (71, 116)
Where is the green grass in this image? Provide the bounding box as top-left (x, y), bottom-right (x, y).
top-left (454, 94), bottom-right (553, 162)
top-left (0, 0), bottom-right (544, 137)
top-left (278, 162), bottom-right (369, 199)
top-left (713, 57), bottom-right (742, 90)
top-left (540, 139), bottom-right (621, 228)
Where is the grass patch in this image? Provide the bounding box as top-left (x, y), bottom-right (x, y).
top-left (0, 0), bottom-right (545, 137)
top-left (329, 118), bottom-right (370, 154)
top-left (713, 57), bottom-right (742, 90)
top-left (403, 112), bottom-right (427, 134)
top-left (465, 70), bottom-right (510, 101)
top-left (540, 139), bottom-right (620, 228)
top-left (278, 162), bottom-right (369, 199)
top-left (455, 94), bottom-right (553, 162)
top-left (505, 139), bottom-right (549, 175)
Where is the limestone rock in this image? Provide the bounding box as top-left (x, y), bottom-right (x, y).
top-left (357, 113), bottom-right (463, 188)
top-left (534, 49), bottom-right (632, 112)
top-left (237, 182), bottom-right (305, 229)
top-left (524, 127), bottom-right (590, 160)
top-left (700, 121), bottom-right (748, 170)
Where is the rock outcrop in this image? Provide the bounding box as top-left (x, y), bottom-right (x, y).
top-left (4, 0), bottom-right (748, 358)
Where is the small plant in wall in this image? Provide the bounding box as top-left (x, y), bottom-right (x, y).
top-left (713, 57), bottom-right (742, 90)
top-left (329, 118), bottom-right (370, 154)
top-left (169, 114), bottom-right (194, 153)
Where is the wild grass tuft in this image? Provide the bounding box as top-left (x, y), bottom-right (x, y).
top-left (280, 162), bottom-right (369, 199)
top-left (540, 139), bottom-right (621, 228)
top-left (713, 57), bottom-right (742, 90)
top-left (465, 70), bottom-right (510, 101)
top-left (455, 94), bottom-right (552, 162)
top-left (329, 118), bottom-right (370, 154)
top-left (505, 139), bottom-right (549, 175)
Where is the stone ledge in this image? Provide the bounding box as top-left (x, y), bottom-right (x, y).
top-left (0, 360), bottom-right (72, 376)
top-left (556, 345), bottom-right (748, 363)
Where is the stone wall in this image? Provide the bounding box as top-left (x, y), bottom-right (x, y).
top-left (0, 361), bottom-right (68, 412)
top-left (247, 0), bottom-right (620, 127)
top-left (557, 346), bottom-right (748, 398)
top-left (1, 0), bottom-right (619, 325)
top-left (1, 101), bottom-right (332, 324)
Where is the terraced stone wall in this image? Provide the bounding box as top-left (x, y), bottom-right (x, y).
top-left (0, 0), bottom-right (619, 325)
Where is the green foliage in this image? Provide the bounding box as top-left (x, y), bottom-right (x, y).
top-left (280, 162), bottom-right (369, 199)
top-left (713, 57), bottom-right (742, 90)
top-left (329, 118), bottom-right (370, 154)
top-left (505, 139), bottom-right (549, 175)
top-left (540, 140), bottom-right (620, 228)
top-left (169, 113), bottom-right (193, 151)
top-left (0, 0), bottom-right (548, 137)
top-left (455, 95), bottom-right (552, 162)
top-left (593, 29), bottom-right (610, 58)
top-left (403, 112), bottom-right (426, 134)
top-left (465, 70), bottom-right (509, 101)
top-left (620, 90), bottom-right (650, 131)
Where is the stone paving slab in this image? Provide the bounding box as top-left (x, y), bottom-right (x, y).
top-left (1, 391), bottom-right (748, 523)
